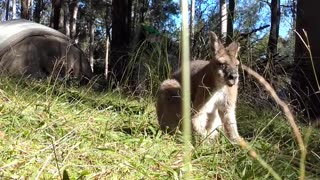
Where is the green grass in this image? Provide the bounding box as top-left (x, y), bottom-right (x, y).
top-left (0, 77), bottom-right (319, 179)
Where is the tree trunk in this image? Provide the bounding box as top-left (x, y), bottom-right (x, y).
top-left (5, 0), bottom-right (9, 20)
top-left (69, 0), bottom-right (79, 40)
top-left (21, 0), bottom-right (29, 19)
top-left (12, 0), bottom-right (17, 19)
top-left (264, 0), bottom-right (280, 83)
top-left (292, 0), bottom-right (320, 120)
top-left (28, 0), bottom-right (33, 20)
top-left (220, 0), bottom-right (227, 42)
top-left (105, 3), bottom-right (111, 80)
top-left (110, 0), bottom-right (132, 84)
top-left (190, 0), bottom-right (195, 42)
top-left (52, 0), bottom-right (62, 30)
top-left (105, 36), bottom-right (110, 80)
top-left (34, 0), bottom-right (43, 23)
top-left (89, 19), bottom-right (95, 73)
top-left (267, 0), bottom-right (280, 57)
top-left (63, 0), bottom-right (70, 37)
top-left (226, 0), bottom-right (235, 45)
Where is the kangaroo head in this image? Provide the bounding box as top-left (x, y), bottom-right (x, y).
top-left (209, 31), bottom-right (240, 87)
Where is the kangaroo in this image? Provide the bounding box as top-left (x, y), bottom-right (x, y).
top-left (156, 31), bottom-right (240, 142)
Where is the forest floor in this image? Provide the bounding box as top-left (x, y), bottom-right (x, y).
top-left (0, 77), bottom-right (319, 179)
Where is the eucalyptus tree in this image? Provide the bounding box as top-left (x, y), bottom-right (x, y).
top-left (292, 0), bottom-right (320, 120)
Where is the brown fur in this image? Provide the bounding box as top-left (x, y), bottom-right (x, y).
top-left (156, 31), bottom-right (241, 142)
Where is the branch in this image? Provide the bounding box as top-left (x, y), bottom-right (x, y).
top-left (239, 25), bottom-right (270, 39)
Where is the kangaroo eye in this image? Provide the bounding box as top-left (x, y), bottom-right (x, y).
top-left (219, 63), bottom-right (226, 68)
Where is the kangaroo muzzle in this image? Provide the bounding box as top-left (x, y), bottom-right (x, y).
top-left (225, 70), bottom-right (239, 86)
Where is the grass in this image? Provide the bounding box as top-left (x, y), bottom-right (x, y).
top-left (0, 77), bottom-right (320, 179)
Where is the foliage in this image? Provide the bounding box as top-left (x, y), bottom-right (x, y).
top-left (147, 0), bottom-right (180, 30)
top-left (121, 29), bottom-right (178, 95)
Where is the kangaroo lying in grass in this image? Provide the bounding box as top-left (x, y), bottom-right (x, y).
top-left (156, 31), bottom-right (241, 142)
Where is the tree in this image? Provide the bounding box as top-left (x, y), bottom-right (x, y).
top-left (220, 0), bottom-right (227, 42)
top-left (52, 0), bottom-right (62, 30)
top-left (190, 0), bottom-right (195, 41)
top-left (69, 0), bottom-right (79, 40)
top-left (29, 0), bottom-right (33, 20)
top-left (12, 0), bottom-right (17, 19)
top-left (4, 0), bottom-right (9, 20)
top-left (267, 0), bottom-right (280, 58)
top-left (34, 0), bottom-right (43, 23)
top-left (63, 0), bottom-right (70, 36)
top-left (292, 0), bottom-right (320, 120)
top-left (226, 0), bottom-right (235, 45)
top-left (21, 0), bottom-right (29, 19)
top-left (88, 0), bottom-right (95, 72)
top-left (148, 0), bottom-right (179, 31)
top-left (110, 0), bottom-right (132, 83)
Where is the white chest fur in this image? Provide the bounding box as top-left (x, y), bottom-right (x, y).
top-left (192, 86), bottom-right (227, 138)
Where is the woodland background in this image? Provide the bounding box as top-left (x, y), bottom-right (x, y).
top-left (1, 0), bottom-right (318, 120)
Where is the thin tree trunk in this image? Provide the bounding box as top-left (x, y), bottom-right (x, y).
top-left (220, 0), bottom-right (227, 42)
top-left (88, 0), bottom-right (95, 72)
top-left (105, 36), bottom-right (110, 80)
top-left (89, 20), bottom-right (95, 72)
top-left (190, 0), bottom-right (195, 44)
top-left (21, 0), bottom-right (29, 19)
top-left (292, 0), bottom-right (320, 120)
top-left (34, 0), bottom-right (43, 23)
top-left (105, 3), bottom-right (111, 80)
top-left (63, 0), bottom-right (70, 36)
top-left (52, 0), bottom-right (62, 30)
top-left (267, 0), bottom-right (280, 57)
top-left (59, 7), bottom-right (64, 29)
top-left (69, 0), bottom-right (79, 40)
top-left (111, 0), bottom-right (132, 83)
top-left (226, 0), bottom-right (235, 45)
top-left (12, 0), bottom-right (17, 19)
top-left (28, 0), bottom-right (33, 20)
top-left (5, 0), bottom-right (9, 20)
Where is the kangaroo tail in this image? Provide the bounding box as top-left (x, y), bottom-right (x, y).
top-left (158, 79), bottom-right (181, 98)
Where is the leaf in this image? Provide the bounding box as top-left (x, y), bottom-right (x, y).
top-left (63, 169), bottom-right (70, 180)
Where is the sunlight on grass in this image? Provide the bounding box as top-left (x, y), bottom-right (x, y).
top-left (0, 77), bottom-right (319, 179)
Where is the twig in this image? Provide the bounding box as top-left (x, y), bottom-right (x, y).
top-left (241, 64), bottom-right (306, 180)
top-left (35, 153), bottom-right (53, 180)
top-left (51, 138), bottom-right (62, 180)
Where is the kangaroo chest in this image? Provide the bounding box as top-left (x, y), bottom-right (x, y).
top-left (192, 86), bottom-right (228, 113)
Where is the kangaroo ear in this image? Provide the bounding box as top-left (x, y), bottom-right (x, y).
top-left (226, 41), bottom-right (240, 58)
top-left (209, 31), bottom-right (224, 57)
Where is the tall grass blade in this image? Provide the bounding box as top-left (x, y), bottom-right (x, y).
top-left (180, 0), bottom-right (192, 179)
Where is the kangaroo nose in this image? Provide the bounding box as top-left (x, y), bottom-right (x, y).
top-left (228, 73), bottom-right (238, 80)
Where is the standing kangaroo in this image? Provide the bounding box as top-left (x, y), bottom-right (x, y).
top-left (156, 31), bottom-right (240, 142)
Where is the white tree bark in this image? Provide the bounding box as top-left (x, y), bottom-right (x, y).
top-left (105, 36), bottom-right (110, 80)
top-left (220, 0), bottom-right (227, 42)
top-left (12, 0), bottom-right (16, 19)
top-left (89, 21), bottom-right (95, 72)
top-left (70, 0), bottom-right (80, 40)
top-left (190, 0), bottom-right (195, 40)
top-left (28, 0), bottom-right (33, 20)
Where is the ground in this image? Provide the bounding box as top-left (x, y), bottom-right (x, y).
top-left (0, 77), bottom-right (319, 179)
